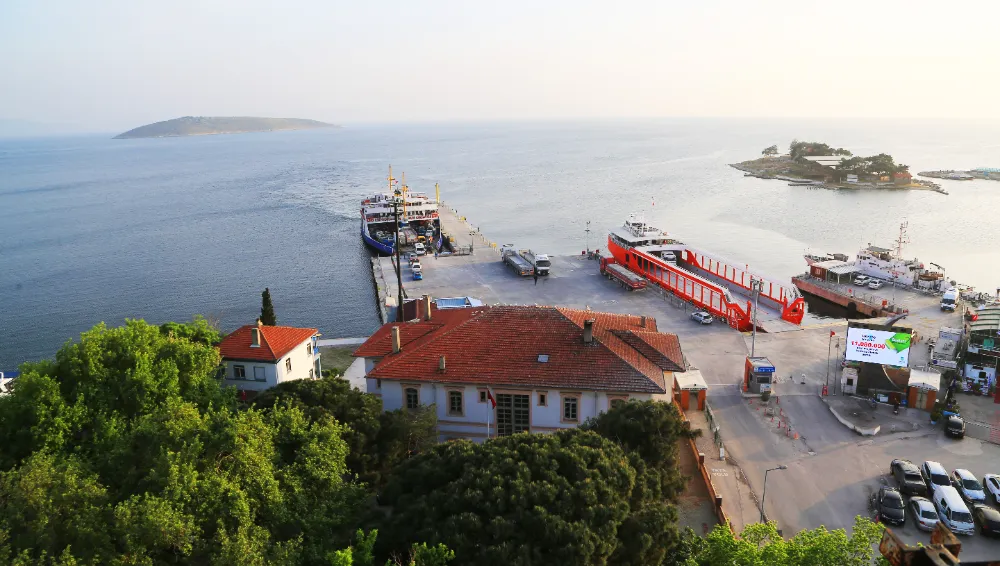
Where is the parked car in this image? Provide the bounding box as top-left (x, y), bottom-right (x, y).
top-left (891, 459), bottom-right (927, 495)
top-left (868, 279), bottom-right (884, 290)
top-left (854, 275), bottom-right (870, 286)
top-left (983, 474), bottom-right (1000, 503)
top-left (933, 486), bottom-right (975, 535)
top-left (875, 486), bottom-right (906, 526)
top-left (414, 242), bottom-right (426, 256)
top-left (921, 461), bottom-right (952, 495)
top-left (972, 504), bottom-right (1000, 538)
top-left (953, 469), bottom-right (987, 505)
top-left (945, 415), bottom-right (966, 438)
top-left (411, 260), bottom-right (422, 271)
top-left (690, 311), bottom-right (713, 325)
top-left (908, 496), bottom-right (940, 532)
top-left (662, 251), bottom-right (677, 262)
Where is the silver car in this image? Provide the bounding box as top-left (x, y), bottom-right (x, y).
top-left (690, 311), bottom-right (713, 325)
top-left (909, 497), bottom-right (939, 532)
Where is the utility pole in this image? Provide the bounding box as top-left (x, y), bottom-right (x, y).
top-left (750, 277), bottom-right (762, 357)
top-left (393, 193), bottom-right (404, 322)
top-left (585, 221), bottom-right (591, 254)
top-left (825, 331), bottom-right (834, 390)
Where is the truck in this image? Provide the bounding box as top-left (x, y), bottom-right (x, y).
top-left (521, 249), bottom-right (551, 275)
top-left (599, 255), bottom-right (647, 290)
top-left (500, 244), bottom-right (534, 276)
top-left (940, 288), bottom-right (959, 311)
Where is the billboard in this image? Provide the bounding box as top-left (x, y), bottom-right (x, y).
top-left (846, 327), bottom-right (911, 367)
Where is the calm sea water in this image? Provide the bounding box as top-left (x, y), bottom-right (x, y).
top-left (2, 119), bottom-right (999, 369)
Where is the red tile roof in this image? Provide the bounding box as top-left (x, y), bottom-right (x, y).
top-left (610, 330), bottom-right (685, 372)
top-left (359, 306), bottom-right (685, 394)
top-left (352, 307), bottom-right (485, 358)
top-left (219, 324), bottom-right (318, 362)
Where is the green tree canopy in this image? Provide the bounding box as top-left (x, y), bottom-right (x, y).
top-left (688, 517), bottom-right (887, 566)
top-left (789, 140), bottom-right (852, 160)
top-left (261, 288), bottom-right (277, 326)
top-left (0, 320), bottom-right (368, 565)
top-left (252, 376), bottom-right (437, 488)
top-left (762, 145), bottom-right (779, 156)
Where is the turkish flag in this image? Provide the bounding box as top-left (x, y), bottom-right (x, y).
top-left (487, 388), bottom-right (497, 409)
top-left (831, 330), bottom-right (836, 337)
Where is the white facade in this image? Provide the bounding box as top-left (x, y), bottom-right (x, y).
top-left (370, 379), bottom-right (657, 442)
top-left (223, 336), bottom-right (321, 392)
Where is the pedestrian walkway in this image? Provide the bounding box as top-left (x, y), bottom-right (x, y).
top-left (686, 408), bottom-right (761, 532)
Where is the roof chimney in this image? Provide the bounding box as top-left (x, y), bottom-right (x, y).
top-left (250, 327), bottom-right (261, 348)
top-left (256, 317), bottom-right (263, 327)
top-left (439, 355), bottom-right (446, 371)
top-left (640, 316), bottom-right (647, 328)
top-left (391, 326), bottom-right (401, 354)
top-left (583, 319), bottom-right (595, 344)
top-left (424, 295), bottom-right (432, 321)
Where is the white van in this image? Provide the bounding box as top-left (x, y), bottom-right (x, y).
top-left (940, 288), bottom-right (958, 311)
top-left (933, 486), bottom-right (975, 535)
top-left (414, 242), bottom-right (426, 256)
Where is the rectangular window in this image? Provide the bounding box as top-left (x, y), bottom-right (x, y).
top-left (306, 344), bottom-right (312, 356)
top-left (253, 366), bottom-right (266, 381)
top-left (496, 393), bottom-right (530, 437)
top-left (563, 396), bottom-right (579, 422)
top-left (285, 358), bottom-right (292, 372)
top-left (405, 387), bottom-right (419, 409)
top-left (309, 369), bottom-right (314, 379)
top-left (448, 390), bottom-right (464, 416)
top-left (610, 398), bottom-right (626, 410)
top-left (479, 390), bottom-right (487, 403)
top-left (233, 365), bottom-right (246, 379)
top-left (538, 393), bottom-right (547, 406)
top-left (377, 379), bottom-right (382, 389)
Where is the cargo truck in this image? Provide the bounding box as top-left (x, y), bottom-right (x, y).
top-left (521, 249), bottom-right (551, 275)
top-left (500, 244), bottom-right (534, 276)
top-left (599, 255), bottom-right (647, 290)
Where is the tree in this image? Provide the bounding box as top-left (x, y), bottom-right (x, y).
top-left (689, 517), bottom-right (888, 566)
top-left (261, 288), bottom-right (277, 326)
top-left (252, 376), bottom-right (438, 488)
top-left (0, 320), bottom-right (369, 565)
top-left (378, 430), bottom-right (636, 565)
top-left (762, 145), bottom-right (778, 157)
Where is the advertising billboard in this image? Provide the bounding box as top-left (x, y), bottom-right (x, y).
top-left (846, 327), bottom-right (911, 367)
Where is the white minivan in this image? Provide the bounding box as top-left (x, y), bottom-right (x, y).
top-left (933, 486), bottom-right (975, 535)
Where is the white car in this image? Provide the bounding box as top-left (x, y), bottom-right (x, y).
top-left (868, 279), bottom-right (883, 290)
top-left (690, 311), bottom-right (713, 325)
top-left (953, 469), bottom-right (987, 505)
top-left (983, 474), bottom-right (1000, 503)
top-left (854, 275), bottom-right (870, 286)
top-left (414, 242), bottom-right (426, 256)
top-left (908, 496), bottom-right (940, 532)
top-left (662, 251), bottom-right (677, 262)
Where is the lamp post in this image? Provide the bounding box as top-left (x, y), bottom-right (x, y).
top-left (826, 331), bottom-right (835, 389)
top-left (760, 465), bottom-right (788, 523)
top-left (585, 221), bottom-right (591, 254)
top-left (392, 192), bottom-right (405, 322)
top-left (750, 277), bottom-right (763, 357)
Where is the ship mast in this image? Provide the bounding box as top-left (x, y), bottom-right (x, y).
top-left (400, 172), bottom-right (408, 223)
top-left (893, 221), bottom-right (909, 259)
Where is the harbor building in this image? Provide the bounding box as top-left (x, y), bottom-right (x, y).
top-left (218, 319), bottom-right (321, 395)
top-left (353, 304), bottom-right (687, 442)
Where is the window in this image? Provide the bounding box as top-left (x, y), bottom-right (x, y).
top-left (496, 393), bottom-right (530, 436)
top-left (563, 396), bottom-right (579, 422)
top-left (479, 390), bottom-right (487, 403)
top-left (538, 393), bottom-right (547, 406)
top-left (253, 366), bottom-right (266, 381)
top-left (610, 398), bottom-right (626, 410)
top-left (309, 369), bottom-right (314, 379)
top-left (306, 344), bottom-right (312, 356)
top-left (285, 358), bottom-right (292, 372)
top-left (376, 379), bottom-right (382, 389)
top-left (233, 365), bottom-right (246, 379)
top-left (405, 387), bottom-right (419, 409)
top-left (448, 390), bottom-right (464, 416)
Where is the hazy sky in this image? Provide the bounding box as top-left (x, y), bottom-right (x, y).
top-left (3, 0), bottom-right (998, 130)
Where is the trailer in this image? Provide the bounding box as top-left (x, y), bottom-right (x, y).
top-left (521, 249), bottom-right (551, 275)
top-left (500, 244), bottom-right (535, 276)
top-left (600, 255), bottom-right (647, 290)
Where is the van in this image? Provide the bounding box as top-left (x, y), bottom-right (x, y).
top-left (941, 288), bottom-right (958, 311)
top-left (933, 486), bottom-right (975, 535)
top-left (414, 242), bottom-right (426, 256)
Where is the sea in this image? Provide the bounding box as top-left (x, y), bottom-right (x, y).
top-left (2, 119), bottom-right (999, 369)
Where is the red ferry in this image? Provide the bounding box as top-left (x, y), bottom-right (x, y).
top-left (604, 214), bottom-right (804, 331)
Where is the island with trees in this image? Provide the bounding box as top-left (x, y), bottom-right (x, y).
top-left (113, 116), bottom-right (337, 139)
top-left (732, 140), bottom-right (945, 193)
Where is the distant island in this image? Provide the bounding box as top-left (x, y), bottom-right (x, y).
top-left (113, 116), bottom-right (338, 139)
top-left (731, 140), bottom-right (946, 194)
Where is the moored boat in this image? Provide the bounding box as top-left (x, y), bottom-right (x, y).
top-left (361, 167), bottom-right (441, 255)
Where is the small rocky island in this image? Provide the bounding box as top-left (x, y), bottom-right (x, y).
top-left (113, 116), bottom-right (337, 139)
top-left (732, 140), bottom-right (945, 193)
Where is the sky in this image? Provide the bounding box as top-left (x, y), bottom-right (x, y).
top-left (2, 0), bottom-right (999, 130)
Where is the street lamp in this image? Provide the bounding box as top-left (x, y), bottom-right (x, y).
top-left (585, 221), bottom-right (591, 254)
top-left (760, 465), bottom-right (788, 522)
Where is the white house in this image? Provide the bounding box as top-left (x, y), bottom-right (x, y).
top-left (353, 304), bottom-right (686, 442)
top-left (218, 320), bottom-right (321, 395)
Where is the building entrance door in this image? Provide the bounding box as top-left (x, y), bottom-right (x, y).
top-left (496, 393), bottom-right (530, 437)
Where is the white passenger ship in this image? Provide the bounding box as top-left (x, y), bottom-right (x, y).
top-left (361, 167), bottom-right (440, 255)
